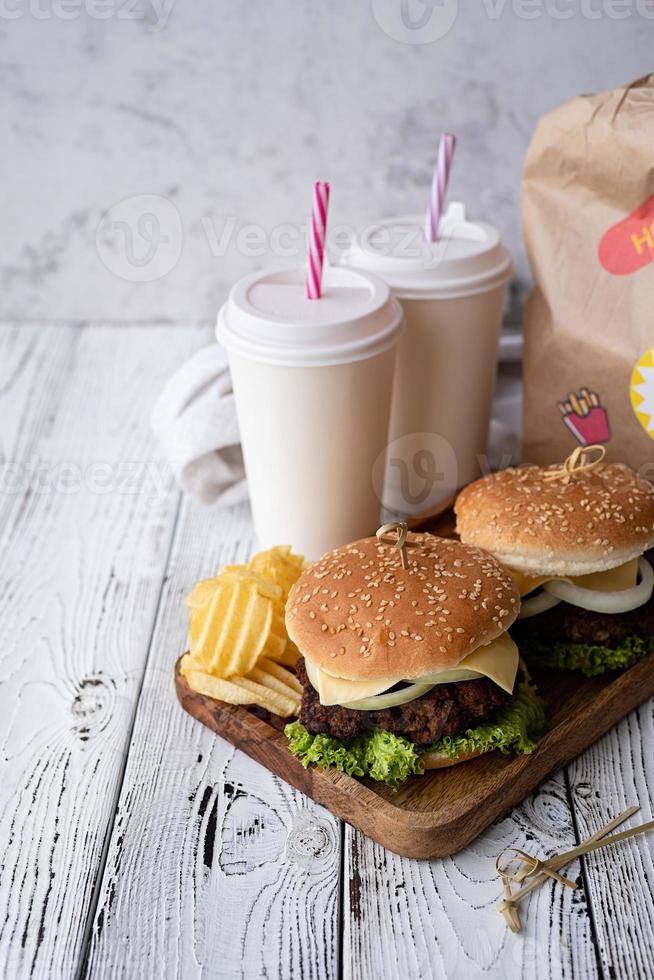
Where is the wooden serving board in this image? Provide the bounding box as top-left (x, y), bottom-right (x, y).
top-left (175, 511), bottom-right (654, 858)
top-left (175, 653), bottom-right (654, 859)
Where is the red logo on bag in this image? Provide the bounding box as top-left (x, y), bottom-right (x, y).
top-left (598, 194), bottom-right (654, 276)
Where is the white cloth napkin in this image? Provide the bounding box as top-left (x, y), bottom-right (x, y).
top-left (151, 343), bottom-right (248, 506)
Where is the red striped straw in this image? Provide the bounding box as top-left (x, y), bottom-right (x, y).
top-left (306, 181), bottom-right (330, 300)
top-left (424, 133), bottom-right (456, 243)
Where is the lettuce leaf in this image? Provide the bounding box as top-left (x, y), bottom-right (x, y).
top-left (519, 633), bottom-right (651, 677)
top-left (284, 679), bottom-right (545, 789)
top-left (284, 722), bottom-right (422, 789)
top-left (431, 679), bottom-right (545, 760)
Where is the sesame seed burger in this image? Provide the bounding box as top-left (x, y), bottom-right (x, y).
top-left (455, 448), bottom-right (654, 678)
top-left (283, 530), bottom-right (544, 788)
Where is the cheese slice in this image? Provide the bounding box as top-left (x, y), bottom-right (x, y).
top-left (307, 631), bottom-right (519, 705)
top-left (572, 558), bottom-right (639, 593)
top-left (510, 559), bottom-right (639, 597)
top-left (309, 666), bottom-right (391, 706)
top-left (509, 570), bottom-right (551, 598)
top-left (455, 632), bottom-right (518, 694)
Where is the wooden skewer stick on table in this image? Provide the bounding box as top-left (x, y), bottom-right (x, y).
top-left (498, 805), bottom-right (641, 924)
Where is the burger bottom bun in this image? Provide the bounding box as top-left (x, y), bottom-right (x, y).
top-left (492, 543), bottom-right (648, 579)
top-left (421, 746), bottom-right (489, 770)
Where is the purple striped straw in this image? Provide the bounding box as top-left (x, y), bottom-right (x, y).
top-left (306, 181), bottom-right (331, 300)
top-left (425, 134), bottom-right (456, 243)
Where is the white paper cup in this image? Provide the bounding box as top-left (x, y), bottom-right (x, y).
top-left (346, 202), bottom-right (512, 519)
top-left (216, 265), bottom-right (404, 558)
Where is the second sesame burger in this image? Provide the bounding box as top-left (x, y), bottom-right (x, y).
top-left (455, 448), bottom-right (654, 677)
top-left (283, 531), bottom-right (544, 789)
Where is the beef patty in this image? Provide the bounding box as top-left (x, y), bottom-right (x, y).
top-left (296, 658), bottom-right (510, 746)
top-left (512, 591), bottom-right (654, 647)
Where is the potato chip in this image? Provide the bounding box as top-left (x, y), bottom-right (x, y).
top-left (186, 577), bottom-right (221, 611)
top-left (181, 655), bottom-right (301, 717)
top-left (183, 666), bottom-right (263, 706)
top-left (277, 641), bottom-right (301, 669)
top-left (191, 579), bottom-right (273, 677)
top-left (186, 577), bottom-right (225, 657)
top-left (251, 658), bottom-right (303, 696)
top-left (262, 615), bottom-right (287, 662)
top-left (219, 566), bottom-right (282, 601)
top-left (249, 545), bottom-right (304, 599)
top-left (235, 676), bottom-right (299, 716)
top-left (183, 545), bottom-right (305, 696)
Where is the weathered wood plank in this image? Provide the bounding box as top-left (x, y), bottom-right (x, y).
top-left (85, 498), bottom-right (341, 980)
top-left (0, 323), bottom-right (205, 980)
top-left (567, 703), bottom-right (654, 978)
top-left (343, 770), bottom-right (600, 980)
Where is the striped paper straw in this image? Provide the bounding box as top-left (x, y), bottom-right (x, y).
top-left (306, 181), bottom-right (330, 300)
top-left (425, 133), bottom-right (456, 243)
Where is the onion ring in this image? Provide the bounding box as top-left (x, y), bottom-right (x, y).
top-left (517, 589), bottom-right (562, 620)
top-left (543, 556), bottom-right (653, 614)
top-left (341, 682), bottom-right (435, 712)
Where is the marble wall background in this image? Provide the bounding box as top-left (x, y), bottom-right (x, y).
top-left (1, 1), bottom-right (650, 323)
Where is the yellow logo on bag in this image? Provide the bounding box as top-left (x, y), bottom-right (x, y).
top-left (630, 349), bottom-right (654, 439)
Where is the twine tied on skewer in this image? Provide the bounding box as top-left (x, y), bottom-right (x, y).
top-left (376, 521), bottom-right (410, 570)
top-left (496, 848), bottom-right (577, 893)
top-left (543, 444), bottom-right (606, 486)
top-left (496, 805), bottom-right (654, 933)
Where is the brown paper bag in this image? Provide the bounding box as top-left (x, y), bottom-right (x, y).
top-left (522, 75), bottom-right (654, 479)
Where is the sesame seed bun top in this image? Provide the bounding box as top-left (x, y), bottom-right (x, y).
top-left (455, 462), bottom-right (654, 577)
top-left (285, 532), bottom-right (519, 682)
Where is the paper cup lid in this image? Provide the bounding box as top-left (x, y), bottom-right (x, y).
top-left (216, 264), bottom-right (404, 366)
top-left (346, 202), bottom-right (512, 299)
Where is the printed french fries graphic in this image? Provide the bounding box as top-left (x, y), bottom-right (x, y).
top-left (558, 387), bottom-right (610, 446)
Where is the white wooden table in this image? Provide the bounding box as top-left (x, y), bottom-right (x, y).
top-left (1, 323), bottom-right (653, 980)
